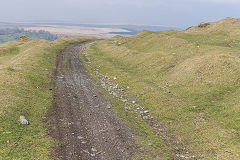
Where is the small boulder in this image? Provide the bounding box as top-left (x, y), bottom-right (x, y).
top-left (192, 106), bottom-right (199, 109)
top-left (122, 99), bottom-right (127, 102)
top-left (19, 116), bottom-right (29, 125)
top-left (143, 116), bottom-right (149, 120)
top-left (91, 148), bottom-right (97, 152)
top-left (144, 110), bottom-right (149, 114)
top-left (77, 136), bottom-right (83, 140)
top-left (148, 143), bottom-right (153, 146)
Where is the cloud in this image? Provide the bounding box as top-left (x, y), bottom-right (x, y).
top-left (99, 0), bottom-right (240, 5)
top-left (204, 0), bottom-right (240, 4)
top-left (100, 0), bottom-right (165, 7)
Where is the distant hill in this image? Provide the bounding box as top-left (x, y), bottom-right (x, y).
top-left (0, 22), bottom-right (182, 39)
top-left (36, 23), bottom-right (182, 35)
top-left (0, 26), bottom-right (59, 44)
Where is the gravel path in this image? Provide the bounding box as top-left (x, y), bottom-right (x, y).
top-left (48, 41), bottom-right (136, 160)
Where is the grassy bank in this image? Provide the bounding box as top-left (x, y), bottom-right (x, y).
top-left (0, 36), bottom-right (92, 159)
top-left (84, 18), bottom-right (240, 159)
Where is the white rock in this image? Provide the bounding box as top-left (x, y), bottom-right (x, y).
top-left (91, 148), bottom-right (97, 152)
top-left (144, 110), bottom-right (149, 114)
top-left (19, 116), bottom-right (29, 125)
top-left (143, 116), bottom-right (149, 119)
top-left (122, 99), bottom-right (127, 102)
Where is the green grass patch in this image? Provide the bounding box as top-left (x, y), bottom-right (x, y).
top-left (0, 47), bottom-right (19, 57)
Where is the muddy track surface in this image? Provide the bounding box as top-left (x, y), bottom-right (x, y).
top-left (48, 41), bottom-right (136, 160)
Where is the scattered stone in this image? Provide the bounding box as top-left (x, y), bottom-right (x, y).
top-left (77, 136), bottom-right (83, 140)
top-left (113, 76), bottom-right (117, 80)
top-left (122, 99), bottom-right (127, 102)
top-left (91, 148), bottom-right (97, 152)
top-left (148, 143), bottom-right (152, 146)
top-left (144, 110), bottom-right (149, 114)
top-left (143, 116), bottom-right (149, 120)
top-left (192, 106), bottom-right (199, 109)
top-left (93, 95), bottom-right (97, 97)
top-left (91, 153), bottom-right (96, 157)
top-left (126, 86), bottom-right (130, 89)
top-left (180, 155), bottom-right (185, 158)
top-left (107, 105), bottom-right (111, 109)
top-left (19, 116), bottom-right (29, 125)
top-left (132, 101), bottom-right (136, 104)
top-left (113, 84), bottom-right (118, 89)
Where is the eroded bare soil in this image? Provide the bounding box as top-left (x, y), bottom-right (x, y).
top-left (48, 41), bottom-right (136, 160)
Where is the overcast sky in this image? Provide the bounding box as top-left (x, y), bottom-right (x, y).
top-left (0, 0), bottom-right (240, 28)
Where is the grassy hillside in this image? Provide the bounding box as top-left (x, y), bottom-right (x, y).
top-left (85, 17), bottom-right (240, 159)
top-left (0, 36), bottom-right (91, 159)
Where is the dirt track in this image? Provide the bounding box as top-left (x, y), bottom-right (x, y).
top-left (48, 41), bottom-right (136, 160)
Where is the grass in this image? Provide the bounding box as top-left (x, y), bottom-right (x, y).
top-left (0, 47), bottom-right (19, 57)
top-left (84, 18), bottom-right (240, 159)
top-left (0, 36), bottom-right (93, 159)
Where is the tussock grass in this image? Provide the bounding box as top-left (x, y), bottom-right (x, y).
top-left (86, 18), bottom-right (240, 159)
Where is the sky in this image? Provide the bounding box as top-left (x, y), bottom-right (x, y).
top-left (0, 0), bottom-right (240, 28)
